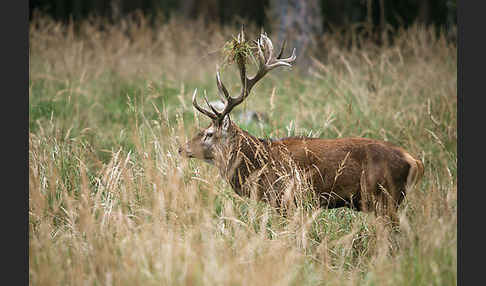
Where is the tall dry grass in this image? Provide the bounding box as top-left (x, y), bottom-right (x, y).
top-left (29, 13), bottom-right (456, 286)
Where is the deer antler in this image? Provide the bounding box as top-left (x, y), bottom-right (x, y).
top-left (192, 26), bottom-right (296, 123)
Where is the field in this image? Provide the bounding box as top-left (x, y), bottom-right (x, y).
top-left (29, 14), bottom-right (457, 285)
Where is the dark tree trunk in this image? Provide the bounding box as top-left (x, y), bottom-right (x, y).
top-left (268, 0), bottom-right (323, 71)
top-left (179, 0), bottom-right (219, 24)
top-left (417, 0), bottom-right (430, 25)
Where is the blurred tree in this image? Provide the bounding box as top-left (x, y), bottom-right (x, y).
top-left (179, 0), bottom-right (219, 24)
top-left (177, 0), bottom-right (268, 27)
top-left (268, 0), bottom-right (323, 70)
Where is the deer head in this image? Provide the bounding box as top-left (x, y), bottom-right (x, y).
top-left (179, 27), bottom-right (296, 165)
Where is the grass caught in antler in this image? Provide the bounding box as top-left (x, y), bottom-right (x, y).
top-left (221, 30), bottom-right (255, 69)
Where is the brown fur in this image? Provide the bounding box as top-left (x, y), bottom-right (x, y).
top-left (180, 120), bottom-right (424, 223)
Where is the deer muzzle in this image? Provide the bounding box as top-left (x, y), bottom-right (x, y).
top-left (178, 145), bottom-right (194, 158)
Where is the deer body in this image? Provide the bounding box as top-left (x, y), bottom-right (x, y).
top-left (179, 28), bottom-right (424, 222)
top-left (181, 120), bottom-right (423, 213)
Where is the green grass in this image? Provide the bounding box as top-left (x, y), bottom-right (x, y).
top-left (29, 14), bottom-right (456, 286)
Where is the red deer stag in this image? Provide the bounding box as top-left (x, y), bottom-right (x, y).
top-left (179, 29), bottom-right (424, 225)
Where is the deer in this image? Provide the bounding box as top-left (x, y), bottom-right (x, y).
top-left (178, 28), bottom-right (424, 226)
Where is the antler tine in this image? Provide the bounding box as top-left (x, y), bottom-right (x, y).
top-left (214, 68), bottom-right (248, 121)
top-left (261, 34), bottom-right (274, 64)
top-left (192, 89), bottom-right (218, 120)
top-left (216, 70), bottom-right (230, 103)
top-left (238, 24), bottom-right (245, 43)
top-left (278, 47), bottom-right (296, 63)
top-left (203, 90), bottom-right (222, 116)
top-left (194, 29), bottom-right (297, 123)
top-left (276, 38), bottom-right (287, 59)
top-left (244, 32), bottom-right (297, 93)
top-left (274, 38), bottom-right (297, 64)
top-left (256, 37), bottom-right (267, 67)
top-left (261, 33), bottom-right (296, 67)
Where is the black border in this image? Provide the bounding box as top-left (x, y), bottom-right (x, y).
top-left (2, 0), bottom-right (29, 285)
top-left (457, 0), bottom-right (462, 284)
top-left (458, 2), bottom-right (482, 286)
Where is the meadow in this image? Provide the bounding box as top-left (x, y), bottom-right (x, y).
top-left (29, 13), bottom-right (457, 285)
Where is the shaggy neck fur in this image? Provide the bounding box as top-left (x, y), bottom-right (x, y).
top-left (215, 123), bottom-right (275, 197)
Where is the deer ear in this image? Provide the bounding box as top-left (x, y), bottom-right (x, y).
top-left (222, 115), bottom-right (231, 131)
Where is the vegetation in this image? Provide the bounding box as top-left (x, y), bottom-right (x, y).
top-left (29, 14), bottom-right (456, 285)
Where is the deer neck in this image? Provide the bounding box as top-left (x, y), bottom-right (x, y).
top-left (216, 127), bottom-right (272, 196)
